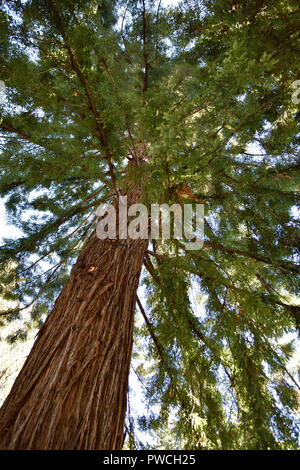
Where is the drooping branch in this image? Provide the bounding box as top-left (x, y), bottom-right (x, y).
top-left (136, 295), bottom-right (172, 376)
top-left (142, 255), bottom-right (234, 383)
top-left (173, 236), bottom-right (299, 274)
top-left (144, 243), bottom-right (300, 391)
top-left (0, 121), bottom-right (112, 189)
top-left (136, 295), bottom-right (203, 448)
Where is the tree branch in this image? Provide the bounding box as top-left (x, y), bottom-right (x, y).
top-left (46, 0), bottom-right (119, 196)
top-left (142, 0), bottom-right (149, 102)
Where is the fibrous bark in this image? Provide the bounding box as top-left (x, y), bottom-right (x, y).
top-left (0, 186), bottom-right (147, 449)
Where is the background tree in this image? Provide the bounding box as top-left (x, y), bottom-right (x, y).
top-left (0, 0), bottom-right (299, 449)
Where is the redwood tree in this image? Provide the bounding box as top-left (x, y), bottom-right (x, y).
top-left (0, 0), bottom-right (299, 450)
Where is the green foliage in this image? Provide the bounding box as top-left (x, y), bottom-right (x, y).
top-left (0, 0), bottom-right (299, 449)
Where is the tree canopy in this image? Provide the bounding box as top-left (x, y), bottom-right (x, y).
top-left (0, 0), bottom-right (299, 449)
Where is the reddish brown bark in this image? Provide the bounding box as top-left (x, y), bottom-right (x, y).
top-left (0, 187), bottom-right (148, 449)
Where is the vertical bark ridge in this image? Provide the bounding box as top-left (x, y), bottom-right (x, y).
top-left (0, 186), bottom-right (148, 449)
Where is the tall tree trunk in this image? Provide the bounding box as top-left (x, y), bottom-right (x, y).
top-left (0, 186), bottom-right (148, 449)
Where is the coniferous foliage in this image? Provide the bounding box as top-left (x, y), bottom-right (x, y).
top-left (0, 0), bottom-right (299, 449)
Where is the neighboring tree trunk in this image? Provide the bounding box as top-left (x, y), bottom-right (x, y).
top-left (0, 185), bottom-right (148, 449)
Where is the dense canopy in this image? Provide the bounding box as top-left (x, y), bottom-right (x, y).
top-left (0, 0), bottom-right (299, 449)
